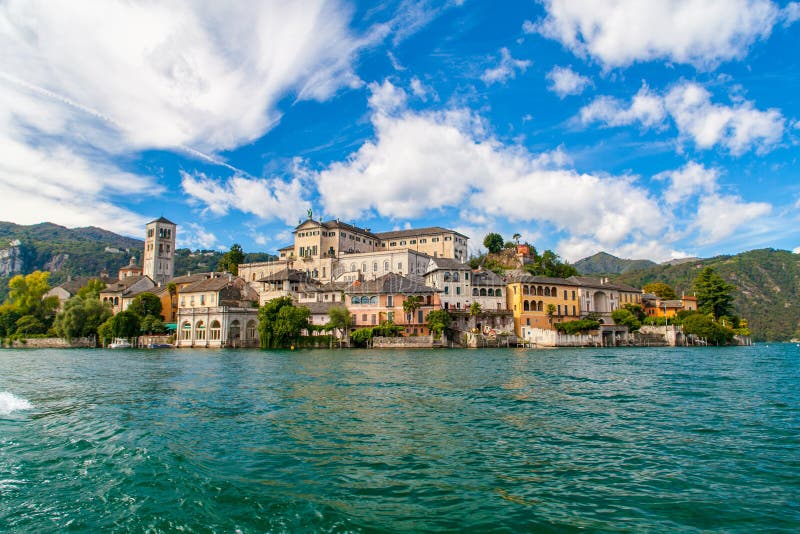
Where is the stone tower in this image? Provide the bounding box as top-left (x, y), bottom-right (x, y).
top-left (143, 217), bottom-right (176, 285)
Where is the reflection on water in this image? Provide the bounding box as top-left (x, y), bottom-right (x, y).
top-left (1, 346), bottom-right (799, 532)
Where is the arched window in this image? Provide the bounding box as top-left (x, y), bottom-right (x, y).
top-left (384, 261), bottom-right (390, 272)
top-left (523, 285), bottom-right (529, 295)
top-left (472, 288), bottom-right (478, 296)
top-left (452, 273), bottom-right (459, 282)
top-left (350, 263), bottom-right (356, 272)
top-left (552, 287), bottom-right (558, 296)
top-left (229, 320), bottom-right (241, 340)
top-left (362, 263), bottom-right (367, 272)
top-left (444, 272), bottom-right (451, 282)
top-left (496, 288), bottom-right (502, 297)
top-left (114, 297), bottom-right (119, 305)
top-left (360, 296), bottom-right (369, 304)
top-left (181, 321), bottom-right (191, 340)
top-left (373, 262), bottom-right (378, 272)
top-left (370, 296), bottom-right (378, 304)
top-left (544, 287), bottom-right (551, 296)
top-left (488, 288), bottom-right (494, 296)
top-left (523, 300), bottom-right (530, 311)
top-left (246, 320), bottom-right (257, 340)
top-left (480, 288), bottom-right (487, 296)
top-left (538, 301), bottom-right (544, 311)
top-left (351, 296), bottom-right (360, 305)
top-left (195, 320), bottom-right (206, 340)
top-left (210, 320), bottom-right (221, 340)
top-left (537, 286), bottom-right (543, 296)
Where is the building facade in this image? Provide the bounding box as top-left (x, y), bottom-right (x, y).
top-left (143, 217), bottom-right (176, 286)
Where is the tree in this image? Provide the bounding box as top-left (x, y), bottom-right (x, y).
top-left (76, 279), bottom-right (107, 300)
top-left (128, 293), bottom-right (163, 319)
top-left (612, 308), bottom-right (641, 332)
top-left (426, 309), bottom-right (452, 338)
top-left (402, 295), bottom-right (424, 322)
top-left (523, 249), bottom-right (578, 278)
top-left (273, 305), bottom-right (310, 347)
top-left (693, 267), bottom-right (736, 319)
top-left (0, 305), bottom-right (21, 337)
top-left (512, 233), bottom-right (521, 245)
top-left (98, 310), bottom-right (140, 342)
top-left (140, 314), bottom-right (167, 335)
top-left (483, 233), bottom-right (504, 254)
top-left (350, 327), bottom-right (374, 347)
top-left (681, 313), bottom-right (734, 345)
top-left (5, 271), bottom-right (58, 325)
top-left (642, 282), bottom-right (677, 300)
top-left (326, 306), bottom-right (351, 342)
top-left (218, 243), bottom-right (246, 275)
top-left (623, 303), bottom-right (646, 322)
top-left (53, 297), bottom-right (112, 340)
top-left (14, 315), bottom-right (46, 335)
top-left (546, 303), bottom-right (557, 323)
top-left (469, 301), bottom-right (482, 317)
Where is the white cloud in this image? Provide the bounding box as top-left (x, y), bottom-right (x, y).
top-left (694, 194), bottom-right (771, 243)
top-left (180, 172), bottom-right (310, 226)
top-left (793, 246), bottom-right (800, 254)
top-left (579, 84), bottom-right (666, 128)
top-left (179, 223), bottom-right (218, 250)
top-left (783, 2), bottom-right (800, 26)
top-left (0, 0), bottom-right (370, 153)
top-left (481, 48), bottom-right (532, 85)
top-left (580, 82), bottom-right (785, 155)
top-left (654, 161), bottom-right (719, 204)
top-left (368, 80), bottom-right (408, 114)
top-left (314, 81), bottom-right (666, 256)
top-left (534, 0), bottom-right (780, 69)
top-left (546, 66), bottom-right (593, 98)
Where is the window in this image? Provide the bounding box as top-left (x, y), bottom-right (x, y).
top-left (524, 301), bottom-right (530, 311)
top-left (456, 287), bottom-right (461, 295)
top-left (351, 296), bottom-right (359, 304)
top-left (387, 295), bottom-right (393, 307)
top-left (181, 322), bottom-right (191, 340)
top-left (373, 262), bottom-right (378, 272)
top-left (384, 261), bottom-right (390, 272)
top-left (371, 314), bottom-right (377, 325)
top-left (362, 314), bottom-right (367, 322)
top-left (418, 310), bottom-right (424, 324)
top-left (432, 237), bottom-right (439, 242)
top-left (210, 320), bottom-right (221, 340)
top-left (195, 321), bottom-right (206, 340)
top-left (526, 318), bottom-right (531, 326)
top-left (200, 295), bottom-right (205, 305)
top-left (557, 305), bottom-right (561, 315)
top-left (361, 296), bottom-right (369, 304)
top-left (487, 288), bottom-right (494, 296)
top-left (572, 290), bottom-right (576, 300)
top-left (390, 242), bottom-right (397, 246)
top-left (361, 263), bottom-right (366, 272)
top-left (473, 288), bottom-right (478, 296)
top-left (351, 263), bottom-right (356, 272)
top-left (180, 296), bottom-right (185, 306)
top-left (564, 290), bottom-right (568, 300)
top-left (388, 311), bottom-right (394, 322)
top-left (397, 263), bottom-right (402, 270)
top-left (400, 240), bottom-right (406, 245)
top-left (370, 296), bottom-right (378, 304)
top-left (572, 305), bottom-right (576, 316)
top-left (444, 286), bottom-right (449, 294)
top-left (496, 288), bottom-right (502, 297)
top-left (410, 240), bottom-right (416, 244)
top-left (420, 239), bottom-right (427, 243)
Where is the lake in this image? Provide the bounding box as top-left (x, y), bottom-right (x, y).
top-left (1, 345), bottom-right (799, 532)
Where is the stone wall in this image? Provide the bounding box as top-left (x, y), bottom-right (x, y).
top-left (372, 335), bottom-right (441, 348)
top-left (7, 337), bottom-right (95, 349)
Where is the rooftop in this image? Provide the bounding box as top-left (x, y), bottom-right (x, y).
top-left (375, 226), bottom-right (467, 240)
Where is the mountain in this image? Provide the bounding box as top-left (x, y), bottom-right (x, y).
top-left (574, 252), bottom-right (657, 275)
top-left (613, 248), bottom-right (800, 341)
top-left (0, 222), bottom-right (275, 300)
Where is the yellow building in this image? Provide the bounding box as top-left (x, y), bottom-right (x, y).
top-left (506, 275), bottom-right (581, 333)
top-left (643, 295), bottom-right (698, 318)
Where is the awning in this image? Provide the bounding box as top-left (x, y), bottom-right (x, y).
top-left (165, 323), bottom-right (178, 331)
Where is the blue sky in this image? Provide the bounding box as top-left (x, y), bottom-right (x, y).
top-left (1, 0), bottom-right (799, 262)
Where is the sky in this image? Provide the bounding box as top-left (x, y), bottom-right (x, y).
top-left (1, 0), bottom-right (799, 262)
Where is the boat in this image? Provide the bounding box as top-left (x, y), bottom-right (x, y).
top-left (146, 343), bottom-right (173, 349)
top-left (108, 338), bottom-right (132, 349)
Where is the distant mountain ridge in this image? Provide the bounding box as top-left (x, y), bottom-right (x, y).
top-left (574, 252), bottom-right (657, 275)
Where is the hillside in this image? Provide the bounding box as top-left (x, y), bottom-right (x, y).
top-left (0, 222), bottom-right (275, 300)
top-left (613, 248), bottom-right (800, 341)
top-left (575, 252), bottom-right (657, 275)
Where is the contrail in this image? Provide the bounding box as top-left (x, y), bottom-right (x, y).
top-left (0, 70), bottom-right (254, 177)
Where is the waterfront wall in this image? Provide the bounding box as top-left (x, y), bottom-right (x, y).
top-left (7, 337), bottom-right (95, 349)
top-left (372, 335), bottom-right (441, 348)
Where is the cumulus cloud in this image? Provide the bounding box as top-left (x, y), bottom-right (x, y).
top-left (481, 48), bottom-right (532, 85)
top-left (694, 194), bottom-right (772, 243)
top-left (532, 0), bottom-right (781, 69)
top-left (368, 80), bottom-right (408, 114)
top-left (579, 84), bottom-right (666, 128)
top-left (180, 172), bottom-right (310, 226)
top-left (654, 161), bottom-right (719, 204)
top-left (580, 82), bottom-right (785, 155)
top-left (314, 80), bottom-right (667, 258)
top-left (546, 66), bottom-right (593, 98)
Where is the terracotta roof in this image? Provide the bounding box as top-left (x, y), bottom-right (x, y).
top-left (171, 272), bottom-right (214, 285)
top-left (101, 275), bottom-right (151, 294)
top-left (256, 269), bottom-right (309, 283)
top-left (182, 275), bottom-right (240, 293)
top-left (148, 216), bottom-right (175, 225)
top-left (302, 301), bottom-right (336, 315)
top-left (346, 272), bottom-right (436, 295)
top-left (426, 257), bottom-right (470, 271)
top-left (374, 226), bottom-right (467, 240)
top-left (471, 269), bottom-right (505, 286)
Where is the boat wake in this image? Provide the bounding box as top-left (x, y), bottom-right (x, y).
top-left (0, 391), bottom-right (33, 416)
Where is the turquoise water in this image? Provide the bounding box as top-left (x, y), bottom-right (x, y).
top-left (1, 345), bottom-right (798, 532)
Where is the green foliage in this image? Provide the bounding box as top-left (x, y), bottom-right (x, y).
top-left (612, 308), bottom-right (641, 332)
top-left (76, 279), bottom-right (107, 299)
top-left (140, 314), bottom-right (167, 335)
top-left (373, 321), bottom-right (403, 337)
top-left (469, 301), bottom-right (482, 317)
top-left (217, 243), bottom-right (246, 275)
top-left (642, 282), bottom-right (677, 299)
top-left (574, 252), bottom-right (657, 275)
top-left (14, 315), bottom-right (47, 335)
top-left (545, 304), bottom-right (556, 318)
top-left (426, 309), bottom-right (452, 337)
top-left (483, 233), bottom-right (504, 254)
top-left (681, 312), bottom-right (735, 345)
top-left (350, 327), bottom-right (374, 347)
top-left (555, 319), bottom-right (601, 335)
top-left (522, 249), bottom-right (579, 278)
top-left (623, 303), bottom-right (646, 322)
top-left (257, 297), bottom-right (309, 348)
top-left (0, 305), bottom-right (22, 337)
top-left (100, 310), bottom-right (140, 340)
top-left (402, 295), bottom-right (424, 314)
top-left (693, 267), bottom-right (736, 320)
top-left (53, 296), bottom-right (112, 340)
top-left (326, 306), bottom-right (351, 338)
top-left (128, 292), bottom-right (163, 319)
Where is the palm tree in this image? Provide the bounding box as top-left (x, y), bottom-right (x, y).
top-left (403, 295), bottom-right (424, 324)
top-left (469, 301), bottom-right (482, 332)
top-left (512, 233), bottom-right (521, 245)
top-left (546, 303), bottom-right (557, 324)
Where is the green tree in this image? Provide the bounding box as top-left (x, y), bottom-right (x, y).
top-left (373, 321), bottom-right (403, 337)
top-left (402, 295), bottom-right (424, 322)
top-left (326, 305), bottom-right (352, 343)
top-left (273, 305), bottom-right (310, 347)
top-left (128, 293), bottom-right (163, 319)
top-left (642, 282), bottom-right (678, 300)
top-left (76, 279), bottom-right (107, 300)
top-left (612, 308), bottom-right (641, 332)
top-left (469, 301), bottom-right (482, 318)
top-left (0, 305), bottom-right (21, 337)
top-left (218, 243), bottom-right (246, 275)
top-left (426, 309), bottom-right (452, 338)
top-left (512, 233), bottom-right (521, 245)
top-left (350, 327), bottom-right (374, 347)
top-left (140, 314), bottom-right (167, 335)
top-left (681, 313), bottom-right (735, 345)
top-left (523, 249), bottom-right (578, 278)
top-left (623, 303), bottom-right (646, 322)
top-left (53, 297), bottom-right (112, 340)
top-left (98, 310), bottom-right (140, 342)
top-left (546, 303), bottom-right (557, 323)
top-left (5, 271), bottom-right (58, 325)
top-left (693, 267), bottom-right (736, 319)
top-left (14, 315), bottom-right (46, 335)
top-left (483, 233), bottom-right (504, 254)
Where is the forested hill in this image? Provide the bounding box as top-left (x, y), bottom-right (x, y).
top-left (613, 249), bottom-right (800, 341)
top-left (574, 251), bottom-right (657, 274)
top-left (0, 222), bottom-right (275, 300)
